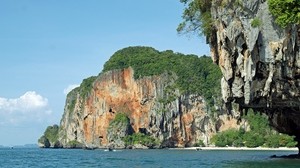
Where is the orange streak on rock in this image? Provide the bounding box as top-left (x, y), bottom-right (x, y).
top-left (81, 68), bottom-right (154, 146)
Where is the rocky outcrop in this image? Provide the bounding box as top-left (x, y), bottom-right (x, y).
top-left (209, 0), bottom-right (300, 147)
top-left (58, 67), bottom-right (242, 148)
top-left (38, 136), bottom-right (50, 148)
top-left (38, 124), bottom-right (62, 148)
top-left (106, 113), bottom-right (133, 148)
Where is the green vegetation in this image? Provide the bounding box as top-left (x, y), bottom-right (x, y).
top-left (44, 124), bottom-right (59, 143)
top-left (177, 0), bottom-right (213, 37)
top-left (38, 124), bottom-right (60, 147)
top-left (233, 0), bottom-right (242, 7)
top-left (38, 135), bottom-right (50, 147)
top-left (65, 86), bottom-right (79, 112)
top-left (177, 0), bottom-right (245, 36)
top-left (212, 128), bottom-right (245, 147)
top-left (194, 140), bottom-right (205, 147)
top-left (179, 0), bottom-right (299, 37)
top-left (65, 76), bottom-right (96, 112)
top-left (268, 0), bottom-right (300, 28)
top-left (123, 133), bottom-right (159, 147)
top-left (103, 46), bottom-right (222, 112)
top-left (107, 112), bottom-right (132, 144)
top-left (78, 76), bottom-right (97, 99)
top-left (177, 0), bottom-right (298, 147)
top-left (251, 18), bottom-right (262, 28)
top-left (67, 140), bottom-right (83, 148)
top-left (110, 113), bottom-right (130, 125)
top-left (265, 134), bottom-right (297, 148)
top-left (69, 99), bottom-right (76, 111)
top-left (211, 111), bottom-right (297, 148)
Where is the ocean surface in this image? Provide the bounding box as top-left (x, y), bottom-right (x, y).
top-left (0, 148), bottom-right (300, 168)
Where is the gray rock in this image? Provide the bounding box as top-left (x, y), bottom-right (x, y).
top-left (209, 0), bottom-right (300, 145)
top-left (57, 68), bottom-right (243, 148)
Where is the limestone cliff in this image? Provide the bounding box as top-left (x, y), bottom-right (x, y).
top-left (58, 67), bottom-right (242, 148)
top-left (208, 0), bottom-right (300, 145)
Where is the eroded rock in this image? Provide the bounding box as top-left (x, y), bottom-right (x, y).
top-left (209, 0), bottom-right (300, 151)
top-left (58, 67), bottom-right (243, 148)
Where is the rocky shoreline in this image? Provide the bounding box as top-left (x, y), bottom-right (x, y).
top-left (39, 145), bottom-right (298, 152)
top-left (169, 147), bottom-right (298, 151)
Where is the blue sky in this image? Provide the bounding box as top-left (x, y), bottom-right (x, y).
top-left (0, 0), bottom-right (209, 146)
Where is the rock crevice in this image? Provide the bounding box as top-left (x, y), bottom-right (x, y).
top-left (209, 0), bottom-right (300, 147)
top-left (58, 67), bottom-right (242, 148)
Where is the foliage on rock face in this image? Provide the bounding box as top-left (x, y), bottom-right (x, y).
top-left (107, 112), bottom-right (133, 147)
top-left (38, 135), bottom-right (50, 147)
top-left (107, 113), bottom-right (132, 140)
top-left (67, 140), bottom-right (83, 148)
top-left (66, 87), bottom-right (79, 112)
top-left (38, 124), bottom-right (60, 147)
top-left (179, 0), bottom-right (300, 37)
top-left (123, 133), bottom-right (159, 147)
top-left (211, 110), bottom-right (297, 148)
top-left (177, 0), bottom-right (213, 37)
top-left (103, 46), bottom-right (222, 111)
top-left (178, 0), bottom-right (298, 148)
top-left (251, 18), bottom-right (262, 28)
top-left (68, 99), bottom-right (76, 112)
top-left (78, 76), bottom-right (97, 99)
top-left (44, 124), bottom-right (59, 143)
top-left (194, 139), bottom-right (205, 147)
top-left (110, 113), bottom-right (130, 125)
top-left (65, 76), bottom-right (96, 112)
top-left (267, 0), bottom-right (300, 28)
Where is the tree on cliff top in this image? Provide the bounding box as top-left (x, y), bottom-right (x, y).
top-left (102, 46), bottom-right (222, 109)
top-left (177, 0), bottom-right (213, 37)
top-left (38, 124), bottom-right (60, 148)
top-left (178, 0), bottom-right (300, 37)
top-left (44, 124), bottom-right (59, 143)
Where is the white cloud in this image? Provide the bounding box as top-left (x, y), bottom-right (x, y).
top-left (0, 91), bottom-right (51, 125)
top-left (0, 91), bottom-right (48, 112)
top-left (63, 84), bottom-right (79, 95)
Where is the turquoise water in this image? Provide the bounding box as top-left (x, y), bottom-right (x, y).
top-left (0, 148), bottom-right (299, 167)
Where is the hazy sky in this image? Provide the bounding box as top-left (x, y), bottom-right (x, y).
top-left (0, 0), bottom-right (209, 146)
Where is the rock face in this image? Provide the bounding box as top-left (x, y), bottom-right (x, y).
top-left (209, 0), bottom-right (300, 144)
top-left (58, 67), bottom-right (242, 148)
top-left (106, 113), bottom-right (133, 148)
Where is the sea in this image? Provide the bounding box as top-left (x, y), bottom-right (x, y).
top-left (0, 148), bottom-right (300, 168)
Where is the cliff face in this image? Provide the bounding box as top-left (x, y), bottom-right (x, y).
top-left (58, 67), bottom-right (241, 148)
top-left (209, 0), bottom-right (300, 142)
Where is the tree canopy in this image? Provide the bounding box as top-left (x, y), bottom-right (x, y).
top-left (177, 0), bottom-right (213, 37)
top-left (212, 110), bottom-right (297, 148)
top-left (268, 0), bottom-right (300, 27)
top-left (103, 46), bottom-right (222, 109)
top-left (38, 124), bottom-right (60, 147)
top-left (44, 124), bottom-right (59, 143)
top-left (178, 0), bottom-right (300, 37)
